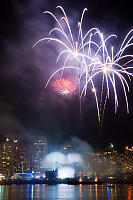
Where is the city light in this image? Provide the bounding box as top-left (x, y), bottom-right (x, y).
top-left (125, 146), bottom-right (129, 150)
top-left (0, 137), bottom-right (133, 184)
top-left (110, 143), bottom-right (114, 148)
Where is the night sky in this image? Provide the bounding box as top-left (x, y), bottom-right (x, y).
top-left (0, 0), bottom-right (133, 150)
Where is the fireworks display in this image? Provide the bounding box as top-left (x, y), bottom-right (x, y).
top-left (52, 78), bottom-right (76, 95)
top-left (34, 6), bottom-right (133, 124)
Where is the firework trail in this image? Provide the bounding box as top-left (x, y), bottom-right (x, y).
top-left (33, 6), bottom-right (133, 125)
top-left (52, 78), bottom-right (76, 95)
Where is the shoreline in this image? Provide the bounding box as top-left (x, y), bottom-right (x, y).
top-left (1, 179), bottom-right (133, 185)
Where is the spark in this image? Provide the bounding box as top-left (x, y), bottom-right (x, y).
top-left (91, 87), bottom-right (97, 93)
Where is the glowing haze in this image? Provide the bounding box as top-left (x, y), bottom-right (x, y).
top-left (44, 152), bottom-right (67, 169)
top-left (58, 167), bottom-right (75, 179)
top-left (67, 153), bottom-right (82, 164)
top-left (44, 151), bottom-right (82, 169)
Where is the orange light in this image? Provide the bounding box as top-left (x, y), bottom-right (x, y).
top-left (79, 177), bottom-right (82, 182)
top-left (91, 87), bottom-right (97, 93)
top-left (125, 146), bottom-right (129, 150)
top-left (94, 177), bottom-right (98, 182)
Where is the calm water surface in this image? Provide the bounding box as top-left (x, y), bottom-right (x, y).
top-left (0, 184), bottom-right (133, 200)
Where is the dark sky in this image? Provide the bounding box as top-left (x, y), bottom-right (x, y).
top-left (0, 0), bottom-right (133, 150)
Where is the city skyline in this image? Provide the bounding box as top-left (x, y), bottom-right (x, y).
top-left (0, 0), bottom-right (133, 150)
top-left (0, 135), bottom-right (133, 180)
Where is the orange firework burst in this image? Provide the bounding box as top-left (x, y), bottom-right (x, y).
top-left (52, 78), bottom-right (76, 95)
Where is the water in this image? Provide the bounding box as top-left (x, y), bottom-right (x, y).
top-left (0, 184), bottom-right (133, 200)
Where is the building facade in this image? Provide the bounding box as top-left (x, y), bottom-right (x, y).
top-left (32, 137), bottom-right (48, 174)
top-left (0, 137), bottom-right (30, 176)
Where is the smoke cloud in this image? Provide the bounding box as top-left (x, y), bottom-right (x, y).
top-left (43, 151), bottom-right (82, 170)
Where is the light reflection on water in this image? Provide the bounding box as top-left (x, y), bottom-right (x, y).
top-left (0, 184), bottom-right (133, 199)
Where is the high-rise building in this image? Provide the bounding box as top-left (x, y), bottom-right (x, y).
top-left (121, 146), bottom-right (133, 173)
top-left (0, 137), bottom-right (30, 176)
top-left (0, 138), bottom-right (13, 176)
top-left (32, 137), bottom-right (48, 174)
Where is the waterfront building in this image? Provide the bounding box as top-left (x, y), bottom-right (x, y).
top-left (0, 137), bottom-right (30, 176)
top-left (121, 146), bottom-right (133, 173)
